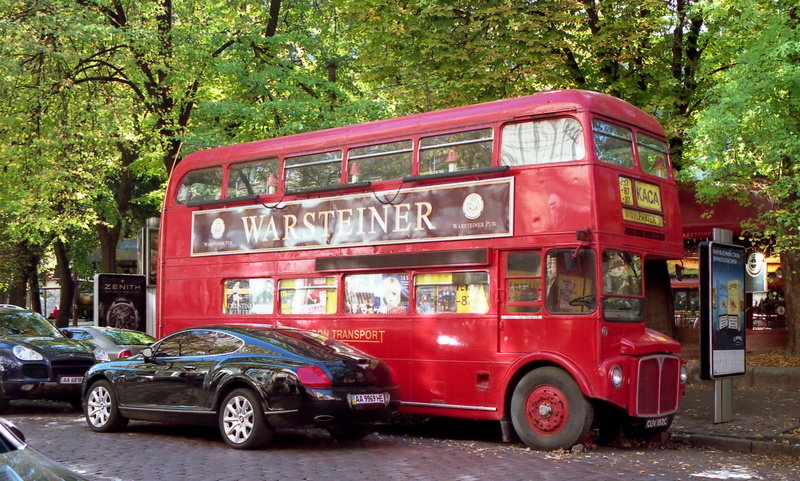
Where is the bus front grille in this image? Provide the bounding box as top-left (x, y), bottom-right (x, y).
top-left (634, 355), bottom-right (680, 417)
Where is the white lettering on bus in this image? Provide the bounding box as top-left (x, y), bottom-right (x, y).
top-left (416, 202), bottom-right (435, 231)
top-left (238, 202), bottom-right (439, 246)
top-left (368, 205), bottom-right (390, 234)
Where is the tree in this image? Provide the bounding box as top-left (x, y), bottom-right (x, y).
top-left (0, 0), bottom-right (389, 309)
top-left (687, 0), bottom-right (800, 355)
top-left (340, 0), bottom-right (709, 167)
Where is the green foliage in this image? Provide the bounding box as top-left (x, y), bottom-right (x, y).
top-left (687, 0), bottom-right (800, 252)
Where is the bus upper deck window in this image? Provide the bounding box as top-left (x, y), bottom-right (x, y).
top-left (176, 167), bottom-right (223, 204)
top-left (419, 128), bottom-right (493, 175)
top-left (637, 133), bottom-right (669, 179)
top-left (227, 158), bottom-right (280, 198)
top-left (500, 118), bottom-right (584, 166)
top-left (592, 120), bottom-right (633, 168)
top-left (284, 151), bottom-right (342, 192)
top-left (347, 140), bottom-right (412, 183)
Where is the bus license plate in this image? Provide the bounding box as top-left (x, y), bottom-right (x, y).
top-left (59, 376), bottom-right (84, 384)
top-left (349, 393), bottom-right (387, 407)
top-left (645, 416), bottom-right (670, 429)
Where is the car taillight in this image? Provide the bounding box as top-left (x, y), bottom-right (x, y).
top-left (296, 366), bottom-right (332, 388)
top-left (117, 350), bottom-right (132, 359)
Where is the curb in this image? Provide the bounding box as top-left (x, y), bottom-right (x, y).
top-left (686, 363), bottom-right (800, 391)
top-left (673, 432), bottom-right (800, 457)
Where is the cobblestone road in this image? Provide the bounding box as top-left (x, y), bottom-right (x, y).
top-left (4, 401), bottom-right (798, 481)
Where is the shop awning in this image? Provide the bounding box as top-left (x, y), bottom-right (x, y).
top-left (678, 183), bottom-right (773, 239)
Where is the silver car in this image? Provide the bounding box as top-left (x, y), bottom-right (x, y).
top-left (0, 418), bottom-right (88, 480)
top-left (61, 327), bottom-right (155, 360)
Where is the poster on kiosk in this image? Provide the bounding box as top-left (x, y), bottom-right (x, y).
top-left (699, 241), bottom-right (747, 380)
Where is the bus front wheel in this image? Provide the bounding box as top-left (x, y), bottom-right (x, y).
top-left (510, 367), bottom-right (593, 450)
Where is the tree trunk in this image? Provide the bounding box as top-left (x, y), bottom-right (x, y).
top-left (53, 239), bottom-right (75, 328)
top-left (780, 251), bottom-right (800, 356)
top-left (6, 279), bottom-right (26, 308)
top-left (645, 259), bottom-right (675, 338)
top-left (97, 223), bottom-right (120, 273)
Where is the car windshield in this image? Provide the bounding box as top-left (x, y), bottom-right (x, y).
top-left (0, 311), bottom-right (62, 337)
top-left (103, 329), bottom-right (154, 346)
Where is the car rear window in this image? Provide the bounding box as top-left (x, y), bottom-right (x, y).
top-left (250, 329), bottom-right (364, 361)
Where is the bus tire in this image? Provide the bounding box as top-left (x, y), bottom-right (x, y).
top-left (510, 367), bottom-right (593, 450)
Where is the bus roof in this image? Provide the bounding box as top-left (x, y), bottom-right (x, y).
top-left (177, 89), bottom-right (664, 172)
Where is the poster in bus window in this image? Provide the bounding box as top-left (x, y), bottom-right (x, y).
top-left (416, 286), bottom-right (436, 314)
top-left (223, 279), bottom-right (274, 315)
top-left (345, 274), bottom-right (408, 315)
top-left (436, 286), bottom-right (457, 313)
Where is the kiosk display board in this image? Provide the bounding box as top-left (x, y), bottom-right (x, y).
top-left (699, 241), bottom-right (746, 379)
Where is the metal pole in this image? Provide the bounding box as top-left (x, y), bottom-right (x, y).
top-left (712, 228), bottom-right (733, 423)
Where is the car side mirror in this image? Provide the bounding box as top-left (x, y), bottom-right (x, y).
top-left (1, 419), bottom-right (26, 443)
top-left (62, 330), bottom-right (73, 338)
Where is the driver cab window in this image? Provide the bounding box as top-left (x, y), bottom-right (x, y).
top-left (545, 249), bottom-right (596, 314)
top-left (602, 250), bottom-right (644, 322)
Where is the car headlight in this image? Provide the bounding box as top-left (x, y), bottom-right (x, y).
top-left (93, 347), bottom-right (110, 362)
top-left (680, 365), bottom-right (688, 384)
top-left (610, 365), bottom-right (624, 388)
top-left (12, 345), bottom-right (44, 361)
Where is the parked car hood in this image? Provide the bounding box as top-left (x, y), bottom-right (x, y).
top-left (7, 337), bottom-right (95, 358)
top-left (0, 447), bottom-right (88, 481)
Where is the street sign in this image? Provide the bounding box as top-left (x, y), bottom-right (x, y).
top-left (699, 241), bottom-right (747, 380)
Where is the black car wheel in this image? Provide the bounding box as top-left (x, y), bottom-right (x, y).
top-left (327, 423), bottom-right (375, 441)
top-left (219, 388), bottom-right (273, 449)
top-left (85, 380), bottom-right (129, 432)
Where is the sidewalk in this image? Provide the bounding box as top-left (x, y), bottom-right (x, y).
top-left (671, 366), bottom-right (800, 456)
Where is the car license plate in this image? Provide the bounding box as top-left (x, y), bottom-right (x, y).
top-left (644, 416), bottom-right (671, 429)
top-left (59, 376), bottom-right (84, 384)
top-left (348, 393), bottom-right (388, 407)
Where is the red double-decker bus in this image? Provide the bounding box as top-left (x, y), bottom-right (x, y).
top-left (157, 90), bottom-right (686, 449)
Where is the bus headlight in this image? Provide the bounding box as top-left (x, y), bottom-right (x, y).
top-left (610, 365), bottom-right (624, 388)
top-left (680, 365), bottom-right (688, 384)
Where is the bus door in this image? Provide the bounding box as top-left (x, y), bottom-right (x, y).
top-left (499, 248), bottom-right (597, 354)
top-left (499, 250), bottom-right (546, 353)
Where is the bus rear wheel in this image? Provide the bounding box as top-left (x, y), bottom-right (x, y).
top-left (510, 367), bottom-right (593, 450)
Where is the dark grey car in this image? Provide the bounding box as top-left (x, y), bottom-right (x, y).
top-left (0, 308), bottom-right (106, 412)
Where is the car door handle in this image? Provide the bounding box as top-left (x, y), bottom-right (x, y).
top-left (183, 365), bottom-right (197, 371)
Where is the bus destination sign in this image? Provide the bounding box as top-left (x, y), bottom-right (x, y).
top-left (191, 178), bottom-right (513, 256)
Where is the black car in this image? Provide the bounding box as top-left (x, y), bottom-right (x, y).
top-left (83, 324), bottom-right (399, 449)
top-left (0, 308), bottom-right (106, 412)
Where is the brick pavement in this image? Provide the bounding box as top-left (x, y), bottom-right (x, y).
top-left (3, 400), bottom-right (799, 481)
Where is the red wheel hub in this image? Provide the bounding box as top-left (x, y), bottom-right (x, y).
top-left (524, 385), bottom-right (570, 435)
